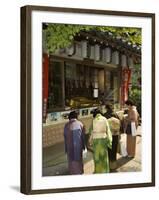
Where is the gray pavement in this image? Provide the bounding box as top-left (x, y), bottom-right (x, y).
top-left (116, 126), bottom-right (142, 173)
top-left (43, 126), bottom-right (142, 176)
top-left (113, 134), bottom-right (141, 173)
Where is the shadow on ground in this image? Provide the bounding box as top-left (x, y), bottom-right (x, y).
top-left (9, 186), bottom-right (20, 192)
top-left (42, 130), bottom-right (142, 176)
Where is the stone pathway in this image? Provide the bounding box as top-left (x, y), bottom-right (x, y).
top-left (43, 126), bottom-right (142, 176)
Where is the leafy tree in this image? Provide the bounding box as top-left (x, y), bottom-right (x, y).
top-left (43, 24), bottom-right (141, 53)
top-left (129, 64), bottom-right (141, 116)
top-left (43, 24), bottom-right (142, 115)
top-left (129, 88), bottom-right (141, 116)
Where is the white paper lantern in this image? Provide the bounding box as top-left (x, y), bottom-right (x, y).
top-left (93, 89), bottom-right (99, 98)
top-left (121, 54), bottom-right (127, 67)
top-left (128, 57), bottom-right (134, 68)
top-left (94, 44), bottom-right (100, 61)
top-left (66, 44), bottom-right (74, 56)
top-left (94, 82), bottom-right (98, 88)
top-left (105, 47), bottom-right (111, 63)
top-left (81, 40), bottom-right (87, 58)
top-left (75, 42), bottom-right (82, 57)
top-left (112, 51), bottom-right (119, 65)
top-left (102, 49), bottom-right (105, 62)
top-left (90, 45), bottom-right (95, 60)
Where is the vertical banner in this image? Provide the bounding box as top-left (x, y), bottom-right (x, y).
top-left (43, 53), bottom-right (49, 123)
top-left (121, 68), bottom-right (131, 106)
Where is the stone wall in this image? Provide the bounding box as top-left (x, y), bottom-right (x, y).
top-left (43, 116), bottom-right (93, 148)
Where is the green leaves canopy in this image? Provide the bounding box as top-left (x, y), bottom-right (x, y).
top-left (43, 24), bottom-right (141, 53)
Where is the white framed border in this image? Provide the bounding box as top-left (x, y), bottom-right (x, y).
top-left (21, 6), bottom-right (155, 194)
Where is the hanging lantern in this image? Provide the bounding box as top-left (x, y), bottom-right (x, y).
top-left (93, 69), bottom-right (99, 98)
top-left (121, 54), bottom-right (127, 67)
top-left (102, 49), bottom-right (105, 62)
top-left (75, 42), bottom-right (82, 57)
top-left (112, 51), bottom-right (119, 65)
top-left (102, 47), bottom-right (111, 63)
top-left (81, 40), bottom-right (88, 58)
top-left (105, 47), bottom-right (111, 63)
top-left (94, 44), bottom-right (100, 61)
top-left (93, 81), bottom-right (99, 98)
top-left (66, 44), bottom-right (75, 56)
top-left (94, 82), bottom-right (98, 88)
top-left (128, 57), bottom-right (134, 68)
top-left (93, 88), bottom-right (99, 98)
top-left (90, 45), bottom-right (95, 60)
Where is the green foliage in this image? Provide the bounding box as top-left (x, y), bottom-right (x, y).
top-left (129, 88), bottom-right (141, 104)
top-left (43, 24), bottom-right (141, 53)
top-left (129, 63), bottom-right (141, 116)
top-left (131, 64), bottom-right (141, 87)
top-left (129, 88), bottom-right (141, 116)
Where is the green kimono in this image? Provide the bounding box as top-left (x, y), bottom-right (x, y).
top-left (89, 114), bottom-right (112, 173)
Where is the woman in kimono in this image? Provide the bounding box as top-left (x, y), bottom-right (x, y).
top-left (89, 109), bottom-right (112, 173)
top-left (64, 111), bottom-right (86, 175)
top-left (124, 100), bottom-right (139, 158)
top-left (107, 113), bottom-right (121, 170)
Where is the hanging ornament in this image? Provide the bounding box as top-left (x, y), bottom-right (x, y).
top-left (112, 50), bottom-right (119, 65)
top-left (102, 48), bottom-right (105, 62)
top-left (105, 47), bottom-right (111, 63)
top-left (66, 44), bottom-right (75, 56)
top-left (90, 45), bottom-right (95, 60)
top-left (93, 88), bottom-right (99, 98)
top-left (128, 57), bottom-right (134, 68)
top-left (81, 40), bottom-right (88, 58)
top-left (75, 42), bottom-right (82, 57)
top-left (94, 44), bottom-right (100, 61)
top-left (121, 54), bottom-right (127, 67)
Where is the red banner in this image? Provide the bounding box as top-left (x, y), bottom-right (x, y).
top-left (43, 53), bottom-right (49, 122)
top-left (121, 68), bottom-right (131, 106)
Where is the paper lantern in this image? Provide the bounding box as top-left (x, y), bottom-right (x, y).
top-left (94, 44), bottom-right (100, 61)
top-left (94, 82), bottom-right (98, 88)
top-left (112, 51), bottom-right (119, 65)
top-left (105, 47), bottom-right (111, 63)
top-left (66, 44), bottom-right (74, 56)
top-left (128, 57), bottom-right (134, 68)
top-left (93, 89), bottom-right (99, 98)
top-left (101, 49), bottom-right (105, 62)
top-left (75, 42), bottom-right (82, 57)
top-left (81, 40), bottom-right (88, 58)
top-left (90, 45), bottom-right (95, 60)
top-left (121, 54), bottom-right (127, 67)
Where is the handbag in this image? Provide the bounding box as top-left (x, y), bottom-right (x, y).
top-left (131, 122), bottom-right (137, 137)
top-left (119, 133), bottom-right (128, 157)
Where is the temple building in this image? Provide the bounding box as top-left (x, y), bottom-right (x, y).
top-left (42, 27), bottom-right (141, 148)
